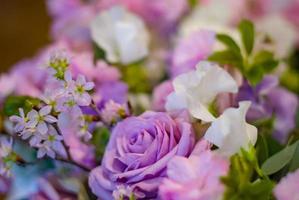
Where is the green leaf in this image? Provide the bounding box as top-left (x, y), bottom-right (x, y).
top-left (208, 50), bottom-right (243, 70)
top-left (91, 127), bottom-right (110, 161)
top-left (121, 64), bottom-right (151, 93)
top-left (93, 43), bottom-right (106, 61)
top-left (3, 96), bottom-right (40, 116)
top-left (261, 140), bottom-right (299, 175)
top-left (216, 33), bottom-right (241, 54)
top-left (222, 147), bottom-right (273, 200)
top-left (256, 134), bottom-right (269, 165)
top-left (239, 19), bottom-right (255, 55)
top-left (78, 183), bottom-right (91, 200)
top-left (288, 144), bottom-right (299, 172)
top-left (251, 50), bottom-right (279, 73)
top-left (246, 66), bottom-right (264, 86)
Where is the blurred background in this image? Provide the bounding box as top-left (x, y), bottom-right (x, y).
top-left (0, 0), bottom-right (50, 73)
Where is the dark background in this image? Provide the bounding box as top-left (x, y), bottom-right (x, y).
top-left (0, 0), bottom-right (50, 72)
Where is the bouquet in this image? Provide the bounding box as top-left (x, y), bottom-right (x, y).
top-left (0, 0), bottom-right (299, 199)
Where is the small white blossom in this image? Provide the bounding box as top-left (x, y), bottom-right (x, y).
top-left (27, 106), bottom-right (57, 135)
top-left (0, 137), bottom-right (14, 177)
top-left (9, 108), bottom-right (28, 132)
top-left (36, 125), bottom-right (63, 159)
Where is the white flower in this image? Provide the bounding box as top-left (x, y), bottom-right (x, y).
top-left (63, 71), bottom-right (94, 106)
top-left (165, 61), bottom-right (238, 122)
top-left (36, 125), bottom-right (63, 159)
top-left (255, 14), bottom-right (296, 59)
top-left (27, 106), bottom-right (57, 135)
top-left (0, 137), bottom-right (13, 177)
top-left (204, 101), bottom-right (258, 156)
top-left (0, 137), bottom-right (13, 158)
top-left (10, 108), bottom-right (28, 132)
top-left (90, 6), bottom-right (149, 64)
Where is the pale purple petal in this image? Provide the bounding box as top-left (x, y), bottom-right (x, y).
top-left (39, 105), bottom-right (52, 116)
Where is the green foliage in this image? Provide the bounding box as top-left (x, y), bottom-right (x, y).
top-left (3, 96), bottom-right (40, 116)
top-left (238, 20), bottom-right (255, 55)
top-left (221, 147), bottom-right (274, 200)
top-left (91, 127), bottom-right (110, 161)
top-left (121, 63), bottom-right (151, 93)
top-left (93, 43), bottom-right (107, 61)
top-left (262, 140), bottom-right (299, 175)
top-left (280, 68), bottom-right (299, 94)
top-left (208, 20), bottom-right (278, 86)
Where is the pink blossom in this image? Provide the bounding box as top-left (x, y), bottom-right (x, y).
top-left (159, 150), bottom-right (229, 200)
top-left (170, 30), bottom-right (215, 77)
top-left (274, 169), bottom-right (299, 200)
top-left (100, 100), bottom-right (128, 124)
top-left (152, 81), bottom-right (174, 111)
top-left (98, 0), bottom-right (188, 34)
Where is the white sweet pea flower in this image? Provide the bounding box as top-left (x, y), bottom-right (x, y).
top-left (204, 101), bottom-right (258, 156)
top-left (90, 6), bottom-right (149, 64)
top-left (165, 61), bottom-right (238, 122)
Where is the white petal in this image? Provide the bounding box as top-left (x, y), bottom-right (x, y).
top-left (37, 148), bottom-right (46, 158)
top-left (27, 119), bottom-right (38, 128)
top-left (64, 70), bottom-right (72, 82)
top-left (44, 115), bottom-right (57, 123)
top-left (165, 92), bottom-right (188, 111)
top-left (47, 149), bottom-right (56, 159)
top-left (193, 61), bottom-right (238, 104)
top-left (76, 75), bottom-right (86, 85)
top-left (204, 101), bottom-right (257, 156)
top-left (27, 110), bottom-right (38, 120)
top-left (37, 122), bottom-right (48, 135)
top-left (19, 108), bottom-right (25, 118)
top-left (9, 116), bottom-right (22, 123)
top-left (188, 100), bottom-right (216, 122)
top-left (39, 106), bottom-right (52, 116)
top-left (84, 82), bottom-right (95, 91)
top-left (168, 61), bottom-right (238, 122)
top-left (90, 6), bottom-right (149, 64)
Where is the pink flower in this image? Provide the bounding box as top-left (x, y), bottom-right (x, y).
top-left (152, 81), bottom-right (174, 111)
top-left (98, 0), bottom-right (188, 34)
top-left (101, 100), bottom-right (128, 124)
top-left (159, 149), bottom-right (229, 200)
top-left (170, 30), bottom-right (215, 77)
top-left (57, 111), bottom-right (95, 168)
top-left (274, 169), bottom-right (299, 200)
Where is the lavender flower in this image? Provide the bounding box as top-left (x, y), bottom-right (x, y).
top-left (237, 75), bottom-right (298, 143)
top-left (36, 126), bottom-right (64, 159)
top-left (9, 108), bottom-right (28, 133)
top-left (0, 137), bottom-right (14, 177)
top-left (27, 106), bottom-right (57, 135)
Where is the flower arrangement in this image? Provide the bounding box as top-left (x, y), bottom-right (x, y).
top-left (0, 0), bottom-right (299, 199)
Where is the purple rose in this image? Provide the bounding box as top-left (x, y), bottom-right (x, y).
top-left (89, 111), bottom-right (195, 199)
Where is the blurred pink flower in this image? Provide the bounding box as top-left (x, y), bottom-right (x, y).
top-left (274, 169), bottom-right (299, 200)
top-left (170, 30), bottom-right (215, 77)
top-left (152, 81), bottom-right (174, 111)
top-left (159, 149), bottom-right (229, 200)
top-left (97, 0), bottom-right (188, 34)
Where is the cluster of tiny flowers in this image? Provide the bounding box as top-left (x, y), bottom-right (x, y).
top-left (10, 51), bottom-right (95, 158)
top-left (0, 137), bottom-right (14, 177)
top-left (101, 100), bottom-right (128, 125)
